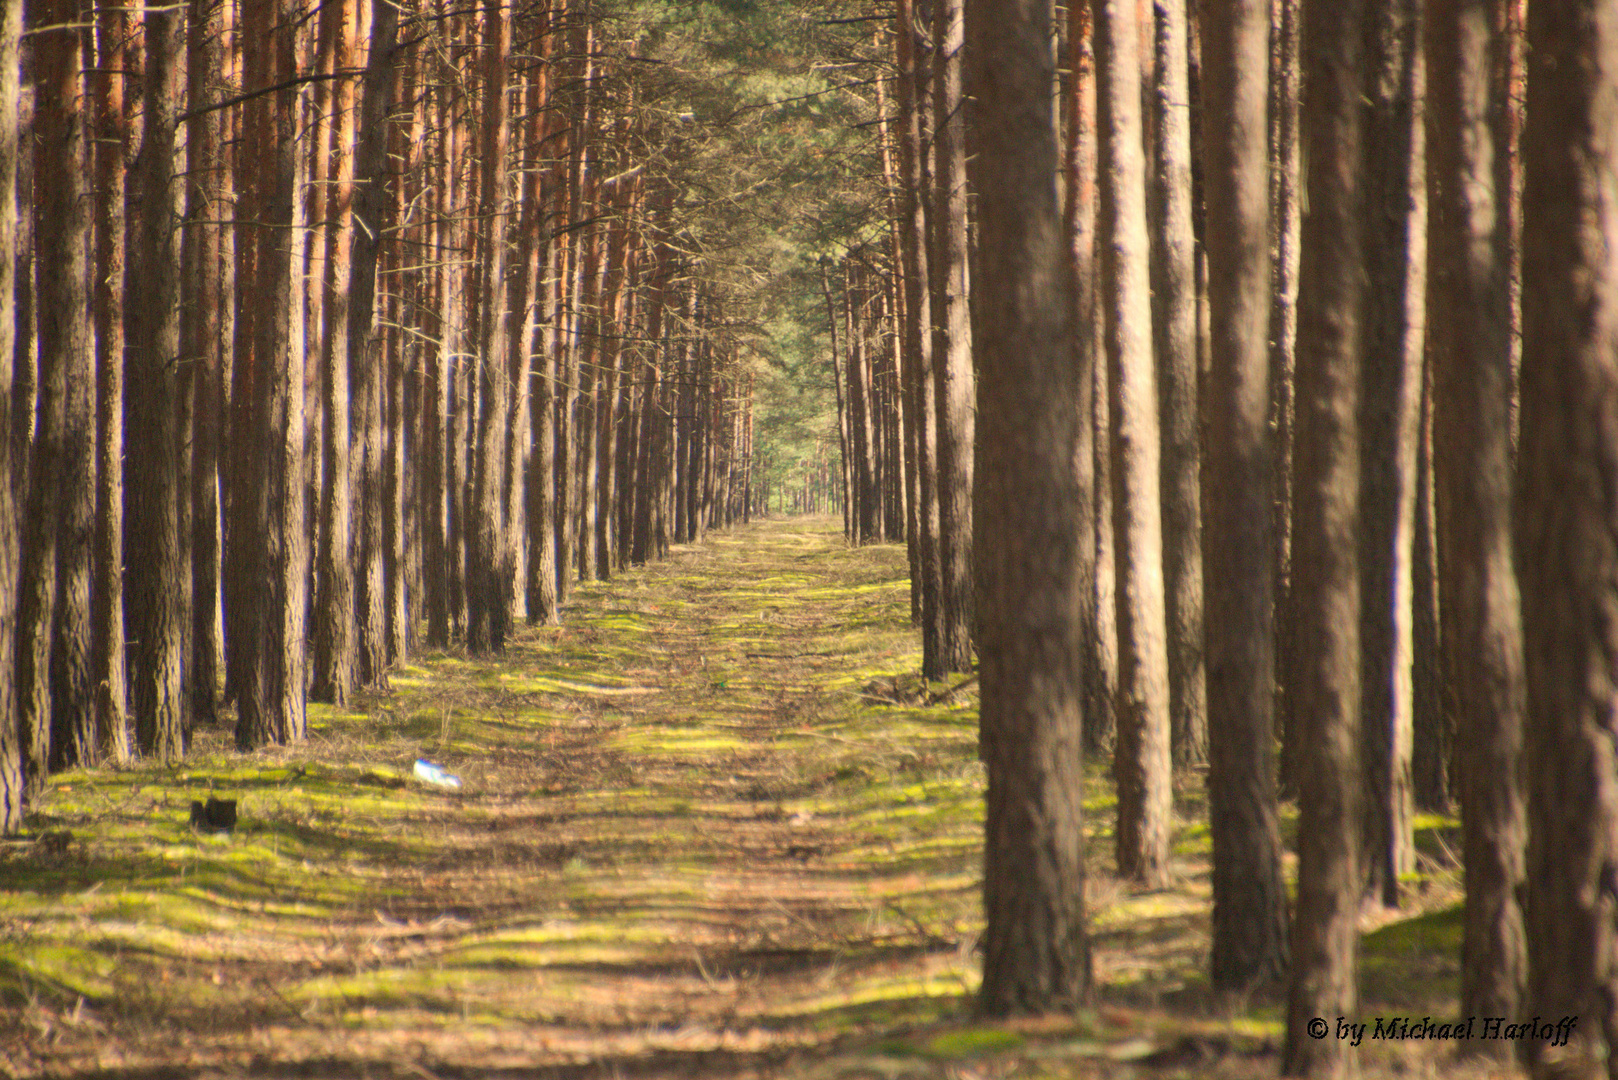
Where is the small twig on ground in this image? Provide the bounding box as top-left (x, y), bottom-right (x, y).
top-left (927, 674), bottom-right (979, 705)
top-left (691, 946), bottom-right (719, 989)
top-left (884, 901), bottom-right (956, 949)
top-left (768, 897), bottom-right (842, 944)
top-left (260, 976), bottom-right (309, 1023)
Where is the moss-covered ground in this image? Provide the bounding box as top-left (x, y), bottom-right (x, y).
top-left (1, 518), bottom-right (1493, 1078)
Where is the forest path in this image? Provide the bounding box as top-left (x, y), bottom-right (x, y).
top-left (2, 518), bottom-right (1003, 1079)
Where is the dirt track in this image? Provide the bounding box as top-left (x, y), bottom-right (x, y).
top-left (2, 519), bottom-right (994, 1079)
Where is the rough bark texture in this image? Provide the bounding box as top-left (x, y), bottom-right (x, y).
top-left (932, 0), bottom-right (974, 674)
top-left (1199, 0), bottom-right (1289, 993)
top-left (524, 26), bottom-right (559, 622)
top-left (1517, 0), bottom-right (1618, 1072)
top-left (1098, 0), bottom-right (1173, 889)
top-left (1064, 0), bottom-right (1106, 766)
top-left (425, 55), bottom-right (459, 649)
top-left (0, 0), bottom-right (22, 833)
top-left (126, 0), bottom-right (187, 762)
top-left (20, 0), bottom-right (95, 775)
top-left (311, 0), bottom-right (358, 705)
top-left (1151, 0), bottom-right (1206, 769)
top-left (184, 0), bottom-right (224, 730)
top-left (8, 65), bottom-right (26, 502)
top-left (505, 55), bottom-right (543, 617)
top-left (577, 203), bottom-right (601, 581)
top-left (1281, 0), bottom-right (1366, 1064)
top-left (630, 198), bottom-right (670, 571)
top-left (467, 0), bottom-right (512, 655)
top-left (1357, 0), bottom-right (1423, 910)
top-left (1410, 366), bottom-right (1446, 812)
top-left (1269, 0), bottom-right (1302, 799)
top-left (1427, 0), bottom-right (1526, 1048)
top-left (91, 0), bottom-right (130, 766)
top-left (234, 0), bottom-right (308, 751)
top-left (969, 0), bottom-right (1091, 1015)
top-left (898, 5), bottom-right (936, 657)
top-left (350, 0), bottom-right (399, 688)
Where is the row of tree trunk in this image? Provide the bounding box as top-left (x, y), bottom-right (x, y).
top-left (964, 0), bottom-right (1618, 1076)
top-left (0, 0), bottom-right (762, 831)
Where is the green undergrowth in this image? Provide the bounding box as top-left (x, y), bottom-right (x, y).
top-left (0, 517), bottom-right (1473, 1079)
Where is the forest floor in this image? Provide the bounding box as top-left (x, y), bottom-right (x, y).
top-left (2, 518), bottom-right (1497, 1079)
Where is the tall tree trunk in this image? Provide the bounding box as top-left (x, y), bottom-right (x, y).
top-left (553, 94), bottom-right (582, 597)
top-left (126, 0), bottom-right (186, 761)
top-left (846, 266), bottom-right (879, 543)
top-left (422, 187), bottom-right (451, 648)
top-left (592, 159), bottom-right (630, 575)
top-left (234, 0), bottom-right (308, 751)
top-left (932, 0), bottom-right (974, 673)
top-left (91, 0), bottom-right (130, 765)
top-left (1281, 0), bottom-right (1367, 1065)
top-left (350, 0), bottom-right (399, 687)
top-left (20, 0), bottom-right (95, 774)
top-left (381, 48), bottom-right (414, 666)
top-left (526, 37), bottom-right (562, 619)
top-left (1427, 0), bottom-right (1526, 1048)
top-left (896, 0), bottom-right (943, 676)
top-left (969, 0), bottom-right (1091, 1014)
top-left (668, 289), bottom-right (687, 545)
top-left (185, 0), bottom-right (225, 729)
top-left (504, 58), bottom-right (543, 620)
top-left (1099, 0), bottom-right (1173, 888)
top-left (466, 0), bottom-right (512, 655)
top-left (1150, 0), bottom-right (1206, 769)
top-left (311, 0), bottom-right (358, 703)
top-left (1270, 0), bottom-right (1303, 799)
top-left (1517, 0), bottom-right (1618, 1071)
top-left (0, 0), bottom-right (23, 833)
top-left (876, 57), bottom-right (920, 611)
top-left (1092, 288), bottom-right (1120, 756)
top-left (821, 264), bottom-right (853, 542)
top-left (435, 50), bottom-right (467, 642)
top-left (1067, 0), bottom-right (1114, 760)
top-left (1200, 0), bottom-right (1289, 992)
top-left (631, 200), bottom-right (671, 570)
top-left (385, 291), bottom-right (408, 663)
top-left (1410, 361), bottom-right (1446, 812)
top-left (9, 65), bottom-right (27, 503)
top-left (1357, 0), bottom-right (1424, 910)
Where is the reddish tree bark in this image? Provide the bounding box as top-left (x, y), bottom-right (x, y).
top-left (91, 0), bottom-right (131, 765)
top-left (126, 0), bottom-right (187, 761)
top-left (0, 0), bottom-right (24, 832)
top-left (350, 0), bottom-right (399, 686)
top-left (19, 0), bottom-right (95, 773)
top-left (311, 0), bottom-right (359, 704)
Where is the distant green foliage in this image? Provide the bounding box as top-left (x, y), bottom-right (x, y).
top-left (605, 0), bottom-right (886, 508)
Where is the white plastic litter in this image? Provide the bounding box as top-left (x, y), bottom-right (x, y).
top-left (413, 758), bottom-right (463, 790)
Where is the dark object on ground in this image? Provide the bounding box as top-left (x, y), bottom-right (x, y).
top-left (190, 798), bottom-right (237, 834)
